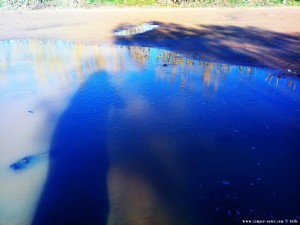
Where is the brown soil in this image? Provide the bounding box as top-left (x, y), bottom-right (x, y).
top-left (1, 7), bottom-right (300, 73)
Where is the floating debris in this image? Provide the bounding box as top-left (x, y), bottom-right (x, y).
top-left (28, 110), bottom-right (34, 113)
top-left (251, 146), bottom-right (256, 150)
top-left (228, 210), bottom-right (232, 216)
top-left (10, 151), bottom-right (55, 171)
top-left (236, 210), bottom-right (241, 215)
top-left (10, 156), bottom-right (34, 171)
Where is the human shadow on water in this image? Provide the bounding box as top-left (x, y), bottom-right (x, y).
top-left (32, 71), bottom-right (124, 225)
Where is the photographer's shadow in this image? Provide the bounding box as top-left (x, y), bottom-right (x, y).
top-left (32, 71), bottom-right (124, 225)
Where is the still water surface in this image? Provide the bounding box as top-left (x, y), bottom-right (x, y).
top-left (0, 40), bottom-right (299, 225)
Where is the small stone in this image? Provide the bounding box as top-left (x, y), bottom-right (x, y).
top-left (222, 181), bottom-right (230, 185)
top-left (163, 64), bottom-right (167, 67)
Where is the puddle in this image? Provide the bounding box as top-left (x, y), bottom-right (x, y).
top-left (0, 40), bottom-right (299, 225)
top-left (114, 23), bottom-right (159, 36)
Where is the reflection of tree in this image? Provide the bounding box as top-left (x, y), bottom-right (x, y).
top-left (0, 40), bottom-right (296, 97)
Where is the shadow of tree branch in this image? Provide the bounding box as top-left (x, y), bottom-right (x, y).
top-left (114, 22), bottom-right (300, 75)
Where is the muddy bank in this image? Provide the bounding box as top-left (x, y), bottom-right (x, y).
top-left (0, 7), bottom-right (299, 73)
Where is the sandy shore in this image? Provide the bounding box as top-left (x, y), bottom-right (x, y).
top-left (1, 7), bottom-right (300, 73)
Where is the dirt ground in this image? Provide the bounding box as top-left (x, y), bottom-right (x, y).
top-left (0, 7), bottom-right (300, 73)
